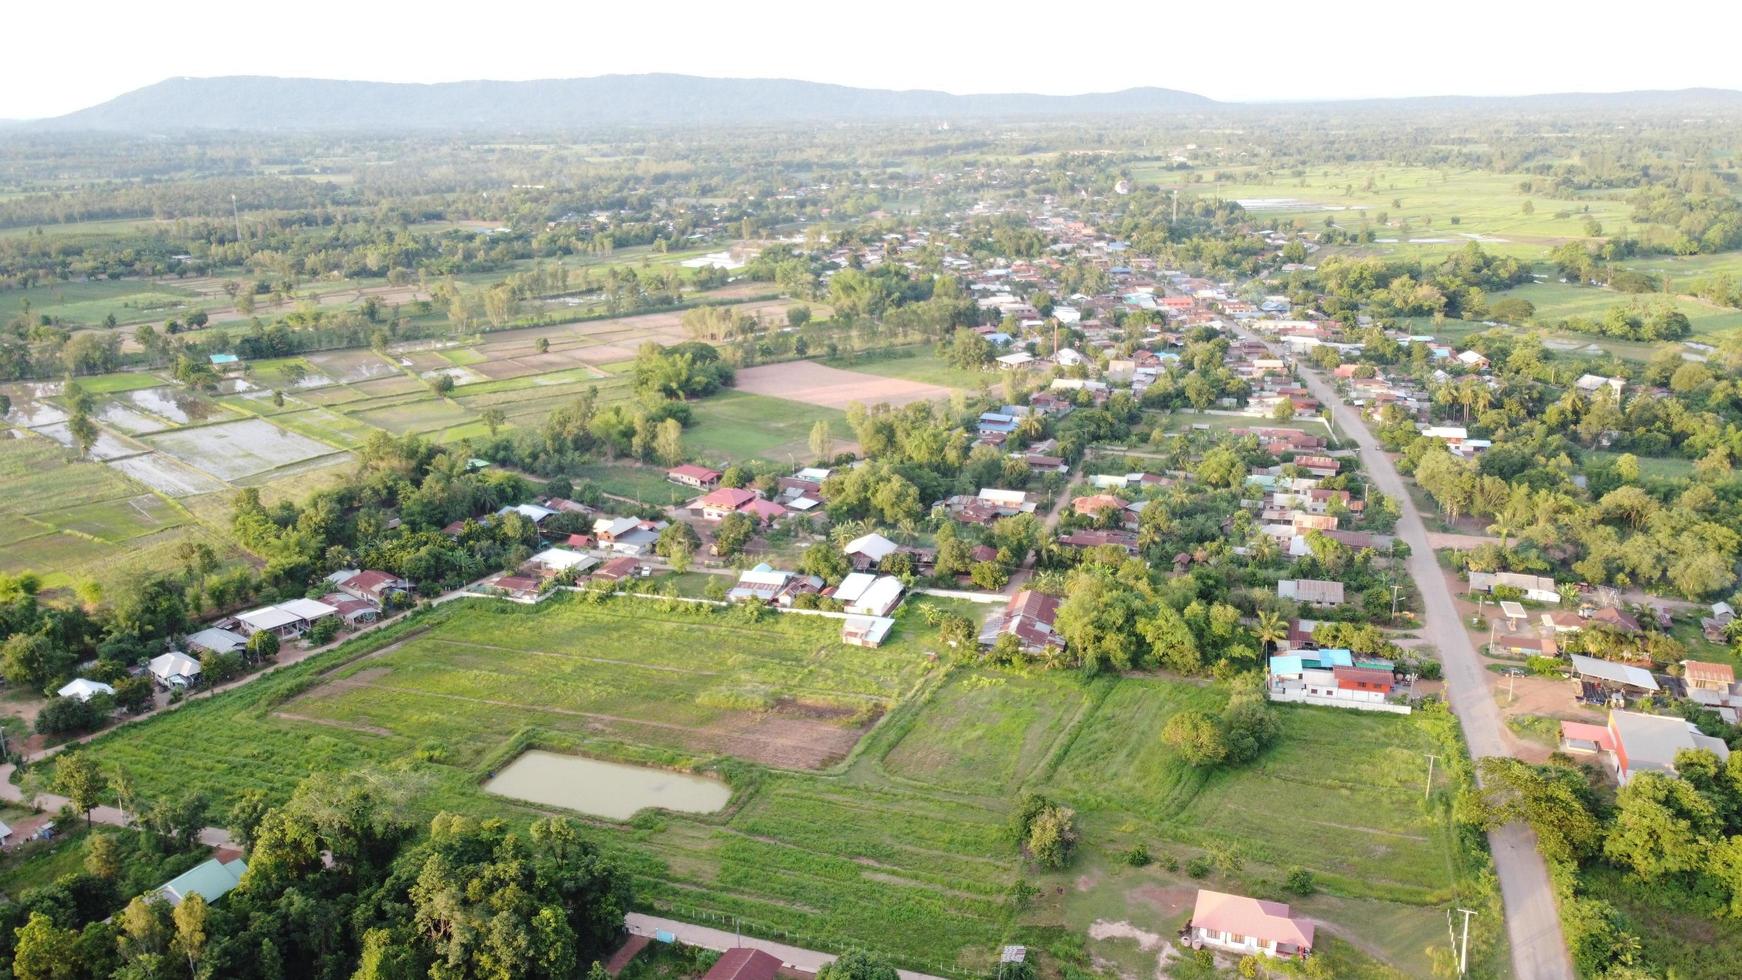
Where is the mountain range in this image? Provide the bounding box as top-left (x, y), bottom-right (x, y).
top-left (24, 75), bottom-right (1742, 132)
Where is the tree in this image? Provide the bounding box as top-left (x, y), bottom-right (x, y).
top-left (12, 912), bottom-right (79, 980)
top-left (481, 407), bottom-right (507, 437)
top-left (1025, 803), bottom-right (1079, 869)
top-left (172, 892), bottom-right (209, 977)
top-left (1220, 695), bottom-right (1281, 764)
top-left (1054, 569), bottom-right (1148, 671)
top-left (1163, 709), bottom-right (1228, 766)
top-left (227, 788), bottom-right (273, 849)
top-left (1471, 758), bottom-right (1600, 863)
top-left (653, 417), bottom-right (685, 467)
top-left (246, 629), bottom-right (279, 665)
top-left (798, 542), bottom-right (848, 584)
top-left (430, 373), bottom-right (456, 397)
top-left (817, 951), bottom-right (900, 980)
top-left (304, 614), bottom-right (339, 646)
top-left (969, 561), bottom-right (1009, 591)
top-left (52, 753), bottom-right (106, 826)
top-left (809, 419), bottom-right (833, 462)
top-left (713, 512), bottom-right (755, 558)
top-left (66, 410), bottom-right (98, 458)
top-left (34, 696), bottom-right (100, 735)
top-left (656, 522), bottom-right (700, 572)
top-left (2, 632), bottom-right (68, 689)
top-left (1254, 610), bottom-right (1288, 654)
top-left (1603, 771), bottom-right (1719, 879)
top-left (84, 832), bottom-right (123, 880)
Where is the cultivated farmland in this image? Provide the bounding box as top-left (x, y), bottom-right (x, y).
top-left (66, 594), bottom-right (1474, 976)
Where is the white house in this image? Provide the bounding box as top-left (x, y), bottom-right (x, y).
top-left (235, 605), bottom-right (304, 638)
top-left (148, 652), bottom-right (203, 689)
top-left (527, 548), bottom-right (599, 576)
top-left (842, 532), bottom-right (900, 570)
top-left (834, 574), bottom-right (905, 617)
top-left (56, 678), bottom-right (116, 703)
top-left (278, 597), bottom-right (338, 626)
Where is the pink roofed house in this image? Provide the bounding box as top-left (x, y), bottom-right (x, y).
top-left (1187, 889), bottom-right (1315, 960)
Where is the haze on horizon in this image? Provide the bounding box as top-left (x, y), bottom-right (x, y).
top-left (8, 0), bottom-right (1742, 120)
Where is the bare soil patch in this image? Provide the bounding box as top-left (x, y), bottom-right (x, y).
top-left (734, 360), bottom-right (953, 410)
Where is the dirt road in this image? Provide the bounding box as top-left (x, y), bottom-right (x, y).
top-left (1283, 348), bottom-right (1575, 980)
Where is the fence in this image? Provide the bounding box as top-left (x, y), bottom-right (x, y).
top-left (1268, 687), bottom-right (1413, 715)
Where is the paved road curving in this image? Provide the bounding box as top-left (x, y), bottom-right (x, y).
top-left (1285, 353), bottom-right (1575, 980)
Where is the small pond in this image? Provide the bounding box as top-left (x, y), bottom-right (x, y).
top-left (483, 750), bottom-right (730, 820)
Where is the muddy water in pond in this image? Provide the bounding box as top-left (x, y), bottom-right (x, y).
top-left (483, 751), bottom-right (730, 820)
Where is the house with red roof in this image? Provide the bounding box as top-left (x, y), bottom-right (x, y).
top-left (701, 948), bottom-right (783, 980)
top-left (980, 589), bottom-right (1066, 653)
top-left (667, 464), bottom-right (723, 490)
top-left (1187, 889), bottom-right (1315, 960)
top-left (693, 487), bottom-right (761, 521)
top-left (332, 570), bottom-right (410, 603)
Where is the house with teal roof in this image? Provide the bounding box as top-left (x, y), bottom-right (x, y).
top-left (156, 856), bottom-right (247, 907)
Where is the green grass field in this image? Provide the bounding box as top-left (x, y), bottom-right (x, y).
top-left (683, 391), bottom-right (848, 467)
top-left (62, 594), bottom-right (1477, 975)
top-left (1137, 163), bottom-right (1642, 260)
top-left (1499, 280), bottom-right (1742, 342)
top-left (0, 278), bottom-right (203, 326)
top-left (824, 350), bottom-right (991, 391)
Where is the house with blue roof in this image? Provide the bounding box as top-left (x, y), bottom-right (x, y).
top-left (977, 412), bottom-right (1019, 436)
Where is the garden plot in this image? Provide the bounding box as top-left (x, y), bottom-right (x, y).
top-left (94, 401), bottom-right (176, 435)
top-left (32, 422), bottom-right (146, 461)
top-left (305, 349), bottom-right (398, 382)
top-left (145, 417), bottom-right (338, 481)
top-left (353, 399), bottom-right (477, 435)
top-left (417, 366), bottom-right (489, 386)
top-left (50, 494), bottom-right (185, 542)
top-left (121, 387), bottom-right (235, 426)
top-left (1, 389), bottom-right (68, 427)
top-left (107, 453), bottom-right (229, 497)
top-left (348, 375), bottom-right (426, 398)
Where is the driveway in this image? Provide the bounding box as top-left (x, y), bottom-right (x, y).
top-left (1276, 341), bottom-right (1575, 980)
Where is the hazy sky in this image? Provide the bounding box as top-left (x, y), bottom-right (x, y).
top-left (9, 0), bottom-right (1740, 119)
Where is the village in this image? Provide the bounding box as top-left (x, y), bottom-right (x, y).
top-left (5, 134), bottom-right (1742, 979)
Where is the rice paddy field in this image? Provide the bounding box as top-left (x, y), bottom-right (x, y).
top-left (0, 290), bottom-right (813, 594)
top-left (65, 594), bottom-right (1483, 977)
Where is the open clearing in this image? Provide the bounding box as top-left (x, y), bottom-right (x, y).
top-left (145, 417), bottom-right (339, 480)
top-left (734, 359), bottom-right (954, 410)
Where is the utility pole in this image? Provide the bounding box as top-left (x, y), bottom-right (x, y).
top-left (1391, 584), bottom-right (1404, 618)
top-left (1455, 908), bottom-right (1476, 974)
top-left (1424, 753), bottom-right (1438, 800)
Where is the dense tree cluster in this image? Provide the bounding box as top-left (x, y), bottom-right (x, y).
top-left (0, 769), bottom-right (631, 979)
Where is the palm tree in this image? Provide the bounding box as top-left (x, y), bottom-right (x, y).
top-left (1255, 610), bottom-right (1288, 654)
top-left (1486, 516), bottom-right (1517, 551)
